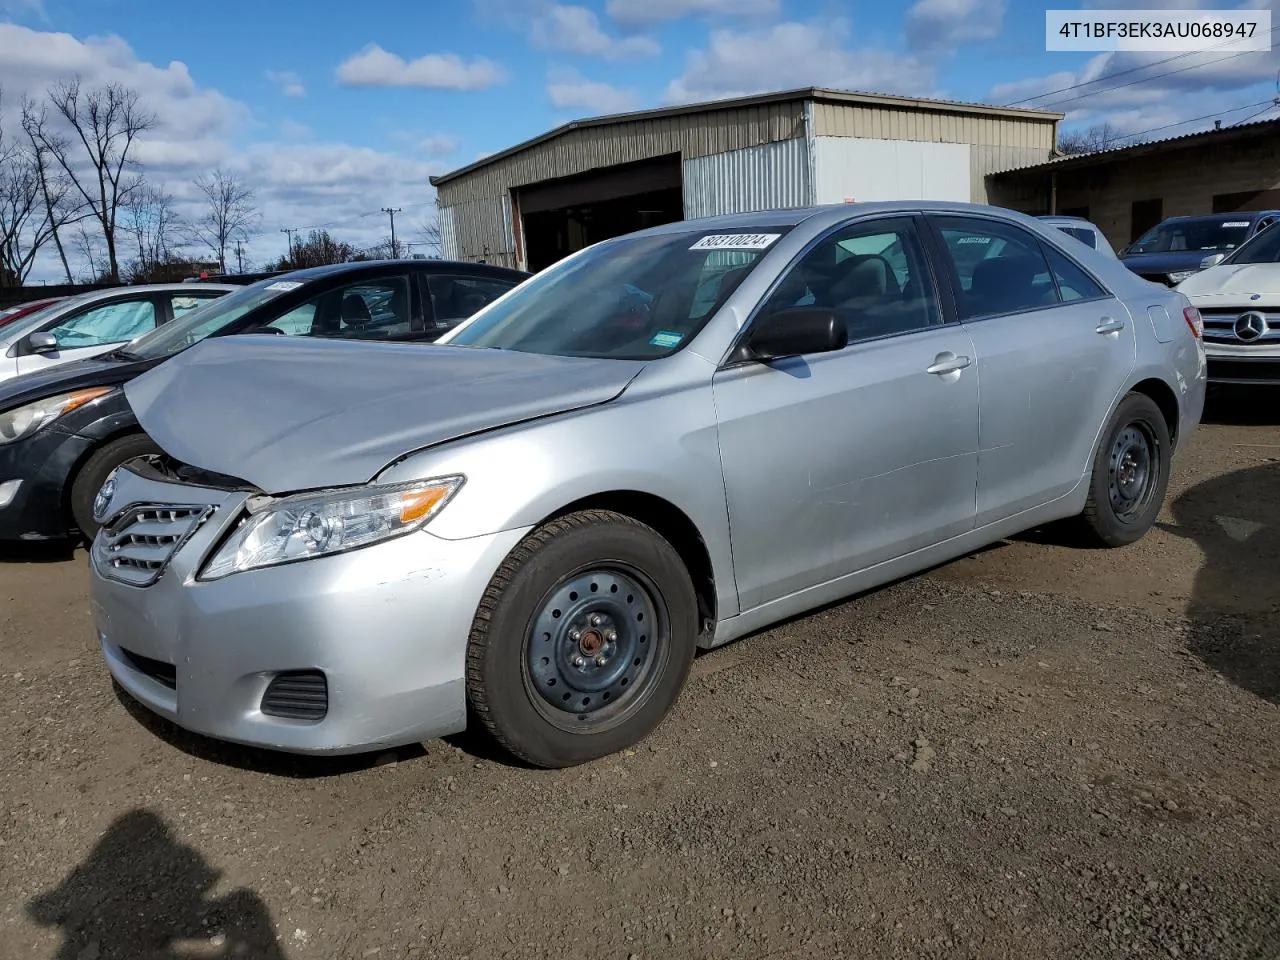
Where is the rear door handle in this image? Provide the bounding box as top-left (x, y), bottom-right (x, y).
top-left (1096, 317), bottom-right (1125, 334)
top-left (926, 353), bottom-right (972, 376)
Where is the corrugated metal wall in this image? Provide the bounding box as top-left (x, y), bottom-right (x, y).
top-left (438, 194), bottom-right (519, 267)
top-left (813, 103), bottom-right (1055, 202)
top-left (682, 138), bottom-right (812, 218)
top-left (438, 205), bottom-right (459, 260)
top-left (438, 102), bottom-right (807, 207)
top-left (813, 137), bottom-right (970, 203)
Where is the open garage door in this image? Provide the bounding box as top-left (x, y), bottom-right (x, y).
top-left (517, 154), bottom-right (683, 272)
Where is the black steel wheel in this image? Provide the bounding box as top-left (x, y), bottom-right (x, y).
top-left (1075, 392), bottom-right (1172, 547)
top-left (466, 510), bottom-right (699, 768)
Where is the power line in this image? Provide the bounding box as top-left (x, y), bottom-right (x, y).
top-left (1039, 50), bottom-right (1269, 110)
top-left (1006, 24), bottom-right (1279, 108)
top-left (1066, 98), bottom-right (1278, 154)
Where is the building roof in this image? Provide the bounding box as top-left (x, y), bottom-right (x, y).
top-left (429, 87), bottom-right (1063, 187)
top-left (992, 115), bottom-right (1280, 176)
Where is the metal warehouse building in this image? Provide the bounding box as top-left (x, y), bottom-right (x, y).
top-left (988, 117), bottom-right (1280, 253)
top-left (429, 87), bottom-right (1062, 272)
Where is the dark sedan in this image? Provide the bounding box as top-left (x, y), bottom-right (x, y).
top-left (0, 258), bottom-right (528, 544)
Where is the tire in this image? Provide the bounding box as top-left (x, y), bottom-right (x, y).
top-left (465, 509), bottom-right (699, 768)
top-left (69, 433), bottom-right (162, 541)
top-left (1074, 392), bottom-right (1172, 548)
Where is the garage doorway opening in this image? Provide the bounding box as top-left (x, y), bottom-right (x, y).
top-left (517, 154), bottom-right (684, 272)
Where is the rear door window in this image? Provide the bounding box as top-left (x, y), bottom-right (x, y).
top-left (932, 216), bottom-right (1059, 320)
top-left (427, 275), bottom-right (519, 332)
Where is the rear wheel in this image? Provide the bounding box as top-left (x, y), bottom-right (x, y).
top-left (69, 433), bottom-right (162, 541)
top-left (465, 510), bottom-right (698, 768)
top-left (1074, 392), bottom-right (1171, 547)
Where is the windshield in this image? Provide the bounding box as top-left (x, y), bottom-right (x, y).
top-left (126, 278), bottom-right (301, 360)
top-left (1127, 218), bottom-right (1252, 255)
top-left (443, 228), bottom-right (790, 359)
top-left (1226, 221), bottom-right (1280, 265)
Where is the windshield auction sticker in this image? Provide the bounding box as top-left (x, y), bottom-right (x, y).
top-left (1046, 9), bottom-right (1271, 51)
top-left (689, 233), bottom-right (781, 251)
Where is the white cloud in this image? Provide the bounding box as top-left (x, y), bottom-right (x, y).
top-left (266, 69), bottom-right (305, 97)
top-left (990, 21), bottom-right (1280, 142)
top-left (0, 24), bottom-right (441, 280)
top-left (546, 66), bottom-right (639, 113)
top-left (906, 0), bottom-right (1005, 53)
top-left (664, 19), bottom-right (934, 104)
top-left (606, 0), bottom-right (778, 27)
top-left (280, 119), bottom-right (312, 140)
top-left (419, 134), bottom-right (460, 155)
top-left (531, 4), bottom-right (660, 59)
top-left (335, 44), bottom-right (506, 90)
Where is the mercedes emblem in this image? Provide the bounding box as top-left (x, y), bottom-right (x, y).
top-left (1234, 310), bottom-right (1268, 342)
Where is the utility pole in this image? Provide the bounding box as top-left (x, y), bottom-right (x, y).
top-left (280, 227), bottom-right (297, 265)
top-left (381, 207), bottom-right (402, 258)
top-left (234, 241), bottom-right (246, 273)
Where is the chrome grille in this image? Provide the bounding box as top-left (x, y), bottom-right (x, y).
top-left (1200, 308), bottom-right (1280, 344)
top-left (92, 503), bottom-right (214, 587)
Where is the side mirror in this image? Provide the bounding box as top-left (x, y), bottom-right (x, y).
top-left (1199, 253), bottom-right (1226, 269)
top-left (27, 331), bottom-right (58, 354)
top-left (743, 307), bottom-right (848, 361)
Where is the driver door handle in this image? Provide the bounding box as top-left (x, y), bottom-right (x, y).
top-left (1096, 317), bottom-right (1125, 334)
top-left (926, 353), bottom-right (972, 376)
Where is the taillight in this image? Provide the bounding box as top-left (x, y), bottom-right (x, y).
top-left (1183, 305), bottom-right (1203, 339)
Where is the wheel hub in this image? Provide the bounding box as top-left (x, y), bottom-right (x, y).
top-left (526, 568), bottom-right (658, 720)
top-left (1107, 423), bottom-right (1156, 522)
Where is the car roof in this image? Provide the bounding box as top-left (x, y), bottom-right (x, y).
top-left (1038, 215), bottom-right (1093, 224)
top-left (275, 259), bottom-right (529, 282)
top-left (628, 200), bottom-right (1064, 241)
top-left (1161, 212), bottom-right (1280, 223)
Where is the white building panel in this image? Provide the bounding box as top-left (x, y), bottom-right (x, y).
top-left (813, 137), bottom-right (971, 204)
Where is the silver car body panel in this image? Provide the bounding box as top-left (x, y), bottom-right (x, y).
top-left (94, 200), bottom-right (1206, 754)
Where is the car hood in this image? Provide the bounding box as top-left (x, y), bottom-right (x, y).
top-left (1176, 262), bottom-right (1280, 298)
top-left (0, 353), bottom-right (153, 413)
top-left (126, 335), bottom-right (648, 494)
top-left (1118, 251), bottom-right (1217, 275)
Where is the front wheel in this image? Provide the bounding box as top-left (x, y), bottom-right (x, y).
top-left (465, 510), bottom-right (699, 768)
top-left (69, 433), bottom-right (162, 541)
top-left (1074, 392), bottom-right (1172, 547)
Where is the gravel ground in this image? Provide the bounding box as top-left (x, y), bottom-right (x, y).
top-left (1, 393), bottom-right (1277, 960)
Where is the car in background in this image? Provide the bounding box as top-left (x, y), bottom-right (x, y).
top-left (87, 201), bottom-right (1204, 769)
top-left (0, 284), bottom-right (236, 386)
top-left (1119, 211), bottom-right (1280, 286)
top-left (0, 297), bottom-right (66, 329)
top-left (1176, 220), bottom-right (1280, 385)
top-left (1037, 215), bottom-right (1117, 257)
top-left (0, 259), bottom-right (527, 544)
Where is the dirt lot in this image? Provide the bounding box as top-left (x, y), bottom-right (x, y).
top-left (1, 393), bottom-right (1278, 960)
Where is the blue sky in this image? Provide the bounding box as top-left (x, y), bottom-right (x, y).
top-left (1, 0), bottom-right (1277, 278)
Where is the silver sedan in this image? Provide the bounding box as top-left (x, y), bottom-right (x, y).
top-left (89, 201), bottom-right (1206, 768)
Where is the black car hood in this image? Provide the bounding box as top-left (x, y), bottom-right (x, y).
top-left (0, 353), bottom-right (157, 412)
top-left (127, 335), bottom-right (647, 494)
top-left (1118, 251), bottom-right (1215, 275)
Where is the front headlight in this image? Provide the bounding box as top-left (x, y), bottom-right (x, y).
top-left (0, 387), bottom-right (115, 445)
top-left (1167, 270), bottom-right (1197, 284)
top-left (199, 476), bottom-right (464, 580)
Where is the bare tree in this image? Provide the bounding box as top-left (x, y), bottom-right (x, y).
top-left (124, 181), bottom-right (185, 282)
top-left (1057, 122), bottom-right (1127, 156)
top-left (27, 79), bottom-right (156, 282)
top-left (71, 221), bottom-right (109, 283)
top-left (192, 168), bottom-right (258, 272)
top-left (268, 229), bottom-right (360, 270)
top-left (416, 218), bottom-right (443, 258)
top-left (18, 96), bottom-right (80, 284)
top-left (0, 92), bottom-right (56, 286)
